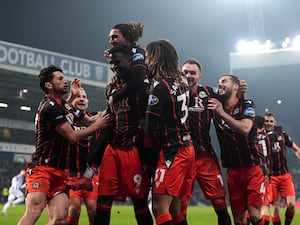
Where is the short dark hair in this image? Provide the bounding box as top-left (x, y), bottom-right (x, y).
top-left (264, 112), bottom-right (276, 119)
top-left (109, 43), bottom-right (133, 58)
top-left (39, 65), bottom-right (62, 93)
top-left (183, 59), bottom-right (202, 72)
top-left (255, 115), bottom-right (265, 129)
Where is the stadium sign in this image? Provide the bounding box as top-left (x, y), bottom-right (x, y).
top-left (0, 142), bottom-right (35, 154)
top-left (0, 40), bottom-right (113, 87)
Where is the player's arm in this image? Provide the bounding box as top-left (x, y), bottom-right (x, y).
top-left (291, 142), bottom-right (300, 159)
top-left (55, 113), bottom-right (113, 144)
top-left (109, 62), bottom-right (146, 103)
top-left (208, 98), bottom-right (253, 136)
top-left (238, 79), bottom-right (248, 99)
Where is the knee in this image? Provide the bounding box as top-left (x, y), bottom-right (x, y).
top-left (69, 205), bottom-right (81, 217)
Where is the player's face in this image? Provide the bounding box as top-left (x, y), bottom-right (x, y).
top-left (264, 115), bottom-right (276, 131)
top-left (218, 76), bottom-right (235, 97)
top-left (109, 29), bottom-right (128, 47)
top-left (182, 63), bottom-right (202, 88)
top-left (49, 71), bottom-right (68, 96)
top-left (110, 52), bottom-right (131, 77)
top-left (72, 89), bottom-right (88, 112)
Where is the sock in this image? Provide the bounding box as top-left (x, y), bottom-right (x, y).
top-left (272, 215), bottom-right (281, 225)
top-left (181, 203), bottom-right (187, 220)
top-left (173, 214), bottom-right (187, 225)
top-left (252, 218), bottom-right (265, 225)
top-left (66, 216), bottom-right (78, 225)
top-left (135, 207), bottom-right (153, 225)
top-left (262, 215), bottom-right (270, 225)
top-left (284, 208), bottom-right (295, 225)
top-left (246, 213), bottom-right (251, 225)
top-left (92, 204), bottom-right (112, 225)
top-left (216, 208), bottom-right (232, 225)
top-left (155, 213), bottom-right (173, 225)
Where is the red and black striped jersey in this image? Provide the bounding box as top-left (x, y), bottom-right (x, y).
top-left (268, 129), bottom-right (293, 176)
top-left (28, 97), bottom-right (74, 170)
top-left (146, 78), bottom-right (192, 161)
top-left (213, 99), bottom-right (263, 168)
top-left (188, 85), bottom-right (218, 152)
top-left (108, 81), bottom-right (149, 148)
top-left (257, 128), bottom-right (272, 176)
top-left (68, 112), bottom-right (99, 177)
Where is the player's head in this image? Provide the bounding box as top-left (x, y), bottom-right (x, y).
top-left (39, 65), bottom-right (68, 95)
top-left (145, 39), bottom-right (182, 82)
top-left (109, 44), bottom-right (132, 78)
top-left (109, 21), bottom-right (144, 47)
top-left (182, 59), bottom-right (203, 88)
top-left (264, 112), bottom-right (276, 131)
top-left (255, 115), bottom-right (265, 129)
top-left (72, 88), bottom-right (88, 113)
top-left (20, 170), bottom-right (26, 176)
top-left (217, 74), bottom-right (240, 99)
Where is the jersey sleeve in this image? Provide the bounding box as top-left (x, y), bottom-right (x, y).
top-left (242, 99), bottom-right (256, 121)
top-left (283, 131), bottom-right (293, 147)
top-left (43, 101), bottom-right (68, 128)
top-left (145, 81), bottom-right (165, 134)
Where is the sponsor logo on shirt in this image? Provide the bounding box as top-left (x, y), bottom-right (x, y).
top-left (132, 53), bottom-right (144, 61)
top-left (244, 107), bottom-right (255, 117)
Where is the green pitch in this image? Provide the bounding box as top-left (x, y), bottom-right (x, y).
top-left (0, 204), bottom-right (299, 225)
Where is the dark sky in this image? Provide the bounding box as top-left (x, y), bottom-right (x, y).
top-left (1, 0), bottom-right (300, 135)
top-left (1, 0), bottom-right (299, 86)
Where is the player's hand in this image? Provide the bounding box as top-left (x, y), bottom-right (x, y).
top-left (94, 113), bottom-right (114, 130)
top-left (104, 49), bottom-right (111, 61)
top-left (208, 98), bottom-right (224, 116)
top-left (238, 79), bottom-right (248, 99)
top-left (295, 150), bottom-right (300, 160)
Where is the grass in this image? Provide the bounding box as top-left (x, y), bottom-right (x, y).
top-left (0, 204), bottom-right (299, 225)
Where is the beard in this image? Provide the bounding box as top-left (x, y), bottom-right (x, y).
top-left (217, 89), bottom-right (232, 102)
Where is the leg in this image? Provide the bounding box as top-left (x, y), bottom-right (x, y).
top-left (248, 205), bottom-right (264, 225)
top-left (17, 192), bottom-right (47, 225)
top-left (170, 196), bottom-right (187, 225)
top-left (211, 197), bottom-right (232, 225)
top-left (85, 199), bottom-right (97, 225)
top-left (47, 192), bottom-right (69, 225)
top-left (132, 197), bottom-right (153, 225)
top-left (233, 211), bottom-right (248, 225)
top-left (271, 200), bottom-right (281, 225)
top-left (261, 205), bottom-right (270, 225)
top-left (92, 195), bottom-right (114, 225)
top-left (152, 193), bottom-right (173, 225)
top-left (66, 197), bottom-right (81, 225)
top-left (284, 196), bottom-right (295, 225)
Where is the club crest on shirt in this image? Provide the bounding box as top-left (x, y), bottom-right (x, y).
top-left (148, 95), bottom-right (159, 105)
top-left (199, 91), bottom-right (207, 98)
top-left (32, 182), bottom-right (40, 188)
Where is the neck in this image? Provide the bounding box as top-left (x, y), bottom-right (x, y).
top-left (226, 94), bottom-right (238, 107)
top-left (45, 91), bottom-right (63, 100)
